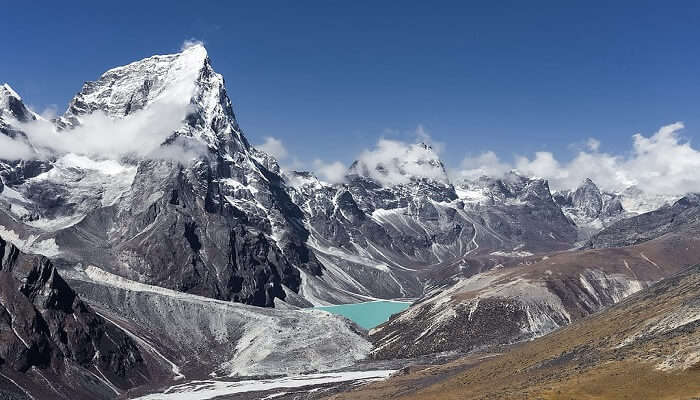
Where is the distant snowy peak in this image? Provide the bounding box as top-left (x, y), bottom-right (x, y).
top-left (554, 178), bottom-right (623, 219)
top-left (0, 83), bottom-right (21, 104)
top-left (618, 186), bottom-right (681, 214)
top-left (0, 83), bottom-right (38, 123)
top-left (572, 178), bottom-right (604, 218)
top-left (346, 142), bottom-right (450, 186)
top-left (455, 172), bottom-right (553, 205)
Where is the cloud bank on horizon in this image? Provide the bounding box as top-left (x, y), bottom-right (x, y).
top-left (459, 122), bottom-right (699, 195)
top-left (258, 121), bottom-right (700, 196)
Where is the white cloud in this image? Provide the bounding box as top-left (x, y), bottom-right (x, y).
top-left (312, 159), bottom-right (346, 183)
top-left (257, 137), bottom-right (288, 160)
top-left (181, 39), bottom-right (205, 51)
top-left (16, 97), bottom-right (200, 163)
top-left (283, 126), bottom-right (447, 186)
top-left (458, 122), bottom-right (700, 195)
top-left (3, 65), bottom-right (207, 164)
top-left (586, 138), bottom-right (601, 152)
top-left (350, 137), bottom-right (448, 186)
top-left (260, 126), bottom-right (448, 187)
top-left (0, 134), bottom-right (34, 160)
top-left (458, 151), bottom-right (512, 180)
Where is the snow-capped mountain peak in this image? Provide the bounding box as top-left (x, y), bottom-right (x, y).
top-left (0, 83), bottom-right (38, 123)
top-left (52, 43), bottom-right (247, 155)
top-left (346, 141), bottom-right (449, 186)
top-left (1, 83), bottom-right (21, 102)
top-left (61, 45), bottom-right (206, 120)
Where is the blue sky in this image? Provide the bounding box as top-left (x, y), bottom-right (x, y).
top-left (3, 1), bottom-right (700, 178)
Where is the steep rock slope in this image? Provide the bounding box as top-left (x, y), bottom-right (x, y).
top-left (454, 172), bottom-right (578, 252)
top-left (0, 235), bottom-right (155, 400)
top-left (370, 232), bottom-right (700, 359)
top-left (285, 146), bottom-right (472, 304)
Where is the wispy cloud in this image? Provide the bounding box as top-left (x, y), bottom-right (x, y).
top-left (181, 38), bottom-right (205, 51)
top-left (0, 134), bottom-right (35, 160)
top-left (312, 159), bottom-right (346, 183)
top-left (257, 137), bottom-right (288, 161)
top-left (2, 76), bottom-right (206, 164)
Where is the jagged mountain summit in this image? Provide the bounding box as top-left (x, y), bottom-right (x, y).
top-left (553, 178), bottom-right (626, 241)
top-left (346, 142), bottom-right (451, 186)
top-left (1, 44), bottom-right (323, 307)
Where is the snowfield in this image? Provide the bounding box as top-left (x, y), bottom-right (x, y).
top-left (135, 370), bottom-right (396, 400)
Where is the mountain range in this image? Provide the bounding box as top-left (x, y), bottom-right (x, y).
top-left (0, 45), bottom-right (697, 399)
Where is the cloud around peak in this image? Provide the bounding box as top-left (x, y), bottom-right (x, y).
top-left (0, 87), bottom-right (207, 164)
top-left (180, 39), bottom-right (206, 52)
top-left (254, 126), bottom-right (449, 186)
top-left (349, 138), bottom-right (448, 186)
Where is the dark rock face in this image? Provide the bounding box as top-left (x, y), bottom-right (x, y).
top-left (0, 85), bottom-right (54, 186)
top-left (284, 170), bottom-right (580, 304)
top-left (0, 235), bottom-right (149, 399)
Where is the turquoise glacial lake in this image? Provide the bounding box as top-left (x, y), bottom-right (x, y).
top-left (316, 301), bottom-right (411, 330)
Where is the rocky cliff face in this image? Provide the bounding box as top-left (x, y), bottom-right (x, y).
top-left (283, 145), bottom-right (468, 304)
top-left (454, 172), bottom-right (578, 251)
top-left (0, 235), bottom-right (151, 399)
top-left (553, 178), bottom-right (626, 241)
top-left (285, 160), bottom-right (583, 304)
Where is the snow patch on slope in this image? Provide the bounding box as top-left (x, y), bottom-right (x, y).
top-left (0, 225), bottom-right (59, 257)
top-left (135, 370), bottom-right (396, 400)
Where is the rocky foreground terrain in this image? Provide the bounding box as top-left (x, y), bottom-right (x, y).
top-left (0, 236), bottom-right (163, 399)
top-left (329, 263), bottom-right (700, 399)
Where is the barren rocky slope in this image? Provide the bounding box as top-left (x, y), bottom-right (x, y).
top-left (330, 264), bottom-right (700, 399)
top-left (371, 231), bottom-right (700, 359)
top-left (0, 235), bottom-right (161, 400)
